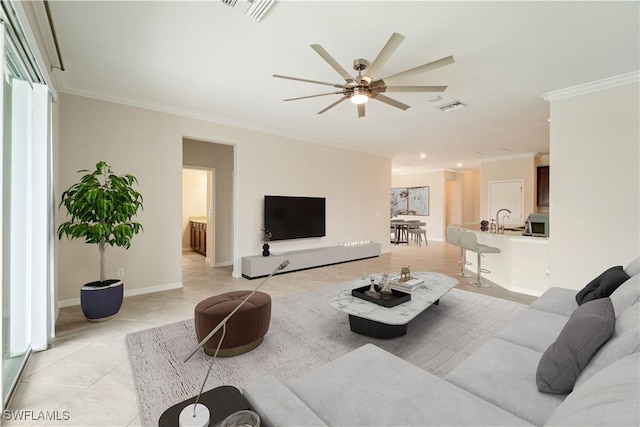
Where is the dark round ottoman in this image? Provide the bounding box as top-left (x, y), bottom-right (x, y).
top-left (194, 291), bottom-right (271, 357)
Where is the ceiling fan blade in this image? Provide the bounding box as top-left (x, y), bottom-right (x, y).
top-left (370, 93), bottom-right (411, 111)
top-left (284, 91), bottom-right (344, 101)
top-left (273, 74), bottom-right (345, 88)
top-left (310, 44), bottom-right (355, 84)
top-left (318, 96), bottom-right (348, 114)
top-left (362, 32), bottom-right (405, 83)
top-left (380, 55), bottom-right (455, 83)
top-left (379, 85), bottom-right (447, 93)
top-left (357, 103), bottom-right (366, 118)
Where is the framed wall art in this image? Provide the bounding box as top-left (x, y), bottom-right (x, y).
top-left (390, 186), bottom-right (429, 216)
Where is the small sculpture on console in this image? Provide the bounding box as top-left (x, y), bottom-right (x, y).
top-left (400, 266), bottom-right (411, 282)
top-left (379, 272), bottom-right (392, 294)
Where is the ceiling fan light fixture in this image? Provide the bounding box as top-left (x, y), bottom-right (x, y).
top-left (350, 88), bottom-right (369, 105)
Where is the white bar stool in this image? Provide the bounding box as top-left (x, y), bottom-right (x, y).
top-left (459, 230), bottom-right (501, 288)
top-left (446, 226), bottom-right (471, 277)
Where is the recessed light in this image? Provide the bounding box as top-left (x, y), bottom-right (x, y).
top-left (428, 95), bottom-right (442, 103)
top-left (420, 153), bottom-right (427, 159)
top-left (457, 163), bottom-right (463, 167)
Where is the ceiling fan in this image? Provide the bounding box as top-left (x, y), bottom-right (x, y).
top-left (273, 33), bottom-right (454, 118)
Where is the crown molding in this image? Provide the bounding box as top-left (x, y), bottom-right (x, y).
top-left (59, 86), bottom-right (391, 162)
top-left (541, 71), bottom-right (640, 102)
top-left (480, 151), bottom-right (538, 163)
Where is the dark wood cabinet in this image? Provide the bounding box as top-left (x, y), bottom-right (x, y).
top-left (190, 221), bottom-right (206, 255)
top-left (537, 166), bottom-right (550, 207)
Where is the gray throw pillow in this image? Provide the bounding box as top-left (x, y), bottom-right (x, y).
top-left (536, 298), bottom-right (615, 394)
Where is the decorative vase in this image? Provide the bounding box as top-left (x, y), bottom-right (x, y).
top-left (262, 243), bottom-right (270, 257)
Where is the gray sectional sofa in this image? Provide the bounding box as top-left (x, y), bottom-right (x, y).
top-left (243, 258), bottom-right (640, 426)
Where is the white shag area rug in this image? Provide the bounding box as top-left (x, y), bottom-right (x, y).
top-left (126, 284), bottom-right (525, 427)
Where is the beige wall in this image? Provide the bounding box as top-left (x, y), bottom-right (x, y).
top-left (238, 131), bottom-right (391, 256)
top-left (480, 154), bottom-right (536, 223)
top-left (392, 171), bottom-right (446, 241)
top-left (461, 169), bottom-right (480, 223)
top-left (548, 82), bottom-right (639, 290)
top-left (391, 169), bottom-right (482, 240)
top-left (445, 177), bottom-right (462, 226)
top-left (181, 169), bottom-right (207, 251)
top-left (57, 94), bottom-right (391, 304)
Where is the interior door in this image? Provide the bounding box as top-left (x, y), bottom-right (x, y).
top-left (489, 180), bottom-right (524, 226)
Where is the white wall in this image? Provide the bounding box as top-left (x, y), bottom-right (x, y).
top-left (182, 169), bottom-right (207, 251)
top-left (392, 171), bottom-right (446, 241)
top-left (480, 154), bottom-right (536, 223)
top-left (548, 82), bottom-right (639, 290)
top-left (57, 94), bottom-right (391, 303)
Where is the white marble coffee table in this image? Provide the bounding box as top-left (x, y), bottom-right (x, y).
top-left (329, 272), bottom-right (458, 338)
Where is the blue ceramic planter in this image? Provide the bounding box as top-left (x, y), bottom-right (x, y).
top-left (80, 279), bottom-right (124, 322)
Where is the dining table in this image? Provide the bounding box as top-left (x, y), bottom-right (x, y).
top-left (390, 220), bottom-right (425, 245)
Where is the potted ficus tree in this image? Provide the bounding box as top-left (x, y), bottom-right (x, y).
top-left (58, 161), bottom-right (143, 322)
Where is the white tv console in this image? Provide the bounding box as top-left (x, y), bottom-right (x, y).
top-left (241, 242), bottom-right (381, 279)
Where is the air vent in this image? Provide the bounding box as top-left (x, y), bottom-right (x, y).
top-left (222, 0), bottom-right (238, 6)
top-left (246, 0), bottom-right (275, 21)
top-left (436, 100), bottom-right (467, 112)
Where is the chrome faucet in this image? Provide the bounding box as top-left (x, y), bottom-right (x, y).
top-left (495, 209), bottom-right (512, 234)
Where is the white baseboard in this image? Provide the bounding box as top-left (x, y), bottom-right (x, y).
top-left (58, 298), bottom-right (81, 308)
top-left (509, 286), bottom-right (544, 298)
top-left (57, 281), bottom-right (183, 308)
top-left (215, 261), bottom-right (233, 267)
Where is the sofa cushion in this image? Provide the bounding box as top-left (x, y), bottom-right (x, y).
top-left (445, 338), bottom-right (564, 426)
top-left (573, 302), bottom-right (640, 389)
top-left (575, 266), bottom-right (630, 306)
top-left (243, 374), bottom-right (328, 427)
top-left (614, 300), bottom-right (640, 334)
top-left (625, 257), bottom-right (640, 277)
top-left (610, 273), bottom-right (640, 316)
top-left (495, 307), bottom-right (569, 352)
top-left (288, 344), bottom-right (532, 426)
top-left (545, 353), bottom-right (639, 427)
top-left (529, 287), bottom-right (578, 317)
top-left (536, 298), bottom-right (615, 394)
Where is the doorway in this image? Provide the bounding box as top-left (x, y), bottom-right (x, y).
top-left (182, 167), bottom-right (215, 267)
top-left (182, 138), bottom-right (234, 270)
top-left (1, 13), bottom-right (55, 404)
top-left (488, 180), bottom-right (524, 225)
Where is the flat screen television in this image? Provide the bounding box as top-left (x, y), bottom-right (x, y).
top-left (264, 195), bottom-right (326, 241)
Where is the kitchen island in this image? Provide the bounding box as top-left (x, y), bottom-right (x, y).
top-left (455, 223), bottom-right (549, 296)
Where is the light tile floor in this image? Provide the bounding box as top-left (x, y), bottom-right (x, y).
top-left (6, 242), bottom-right (535, 426)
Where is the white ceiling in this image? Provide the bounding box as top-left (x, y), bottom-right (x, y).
top-left (47, 1), bottom-right (639, 173)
